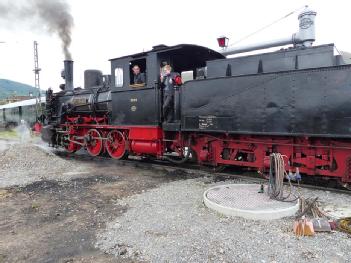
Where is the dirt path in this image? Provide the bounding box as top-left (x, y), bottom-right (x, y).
top-left (0, 144), bottom-right (196, 263)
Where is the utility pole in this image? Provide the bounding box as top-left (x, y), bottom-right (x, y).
top-left (33, 41), bottom-right (42, 123)
top-left (33, 41), bottom-right (41, 101)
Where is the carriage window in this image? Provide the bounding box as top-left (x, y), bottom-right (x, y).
top-left (114, 68), bottom-right (123, 87)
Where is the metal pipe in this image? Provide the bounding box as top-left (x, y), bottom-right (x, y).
top-left (220, 6), bottom-right (316, 56)
top-left (220, 35), bottom-right (296, 56)
top-left (64, 60), bottom-right (74, 90)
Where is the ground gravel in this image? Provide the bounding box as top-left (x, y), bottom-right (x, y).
top-left (96, 179), bottom-right (351, 263)
top-left (0, 142), bottom-right (88, 187)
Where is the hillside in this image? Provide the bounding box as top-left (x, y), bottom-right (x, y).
top-left (0, 79), bottom-right (43, 99)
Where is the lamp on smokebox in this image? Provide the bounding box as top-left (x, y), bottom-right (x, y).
top-left (217, 36), bottom-right (229, 49)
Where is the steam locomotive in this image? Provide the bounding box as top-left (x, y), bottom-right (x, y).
top-left (42, 7), bottom-right (351, 187)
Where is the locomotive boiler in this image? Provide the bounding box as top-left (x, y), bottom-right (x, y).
top-left (42, 7), bottom-right (351, 187)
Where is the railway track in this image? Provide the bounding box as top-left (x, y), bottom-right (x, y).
top-left (53, 149), bottom-right (351, 195)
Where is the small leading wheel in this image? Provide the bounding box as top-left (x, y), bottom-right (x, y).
top-left (105, 130), bottom-right (128, 159)
top-left (86, 129), bottom-right (103, 156)
top-left (64, 134), bottom-right (82, 153)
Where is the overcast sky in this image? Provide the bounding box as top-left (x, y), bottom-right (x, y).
top-left (0, 0), bottom-right (350, 92)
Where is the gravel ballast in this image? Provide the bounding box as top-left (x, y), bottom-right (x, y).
top-left (96, 179), bottom-right (351, 262)
top-left (0, 143), bottom-right (87, 187)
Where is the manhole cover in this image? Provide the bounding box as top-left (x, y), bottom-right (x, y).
top-left (203, 184), bottom-right (299, 220)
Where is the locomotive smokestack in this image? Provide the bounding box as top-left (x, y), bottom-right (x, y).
top-left (64, 60), bottom-right (74, 90)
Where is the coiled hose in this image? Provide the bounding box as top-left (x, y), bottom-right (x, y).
top-left (268, 153), bottom-right (298, 202)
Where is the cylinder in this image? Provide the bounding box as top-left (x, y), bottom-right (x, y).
top-left (296, 7), bottom-right (317, 47)
top-left (130, 140), bottom-right (160, 155)
top-left (64, 60), bottom-right (74, 90)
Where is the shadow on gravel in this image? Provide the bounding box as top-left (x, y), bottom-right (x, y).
top-left (70, 175), bottom-right (120, 187)
top-left (18, 175), bottom-right (120, 194)
top-left (20, 180), bottom-right (62, 193)
top-left (164, 169), bottom-right (200, 179)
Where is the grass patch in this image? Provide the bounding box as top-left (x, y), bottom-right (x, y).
top-left (0, 129), bottom-right (19, 139)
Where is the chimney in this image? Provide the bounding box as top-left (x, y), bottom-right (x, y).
top-left (63, 60), bottom-right (74, 90)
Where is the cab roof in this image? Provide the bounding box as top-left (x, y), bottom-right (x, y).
top-left (109, 44), bottom-right (225, 61)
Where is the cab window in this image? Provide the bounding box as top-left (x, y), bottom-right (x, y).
top-left (114, 68), bottom-right (123, 87)
top-left (130, 58), bottom-right (146, 86)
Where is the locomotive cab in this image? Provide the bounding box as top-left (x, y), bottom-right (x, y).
top-left (109, 44), bottom-right (224, 128)
top-left (110, 52), bottom-right (158, 126)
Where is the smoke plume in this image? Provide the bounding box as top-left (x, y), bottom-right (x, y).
top-left (0, 0), bottom-right (74, 60)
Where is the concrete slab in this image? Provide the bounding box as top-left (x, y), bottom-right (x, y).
top-left (203, 184), bottom-right (299, 220)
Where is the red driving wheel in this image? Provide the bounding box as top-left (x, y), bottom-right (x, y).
top-left (86, 129), bottom-right (103, 156)
top-left (105, 130), bottom-right (128, 159)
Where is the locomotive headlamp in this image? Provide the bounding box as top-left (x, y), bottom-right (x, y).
top-left (217, 36), bottom-right (229, 48)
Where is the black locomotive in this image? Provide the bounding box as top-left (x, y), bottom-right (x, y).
top-left (42, 8), bottom-right (351, 187)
